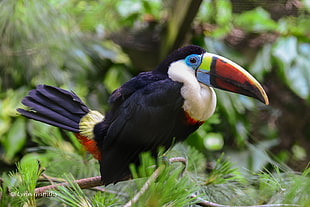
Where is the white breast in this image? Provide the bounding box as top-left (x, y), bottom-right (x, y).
top-left (167, 61), bottom-right (217, 121)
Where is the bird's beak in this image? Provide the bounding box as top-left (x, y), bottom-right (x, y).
top-left (196, 52), bottom-right (269, 105)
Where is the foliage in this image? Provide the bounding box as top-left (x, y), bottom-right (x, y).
top-left (1, 158), bottom-right (44, 206)
top-left (195, 0), bottom-right (310, 166)
top-left (52, 174), bottom-right (93, 207)
top-left (273, 36), bottom-right (310, 100)
top-left (1, 144), bottom-right (310, 206)
top-left (0, 0), bottom-right (310, 206)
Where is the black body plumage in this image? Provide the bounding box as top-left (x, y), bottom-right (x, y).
top-left (95, 72), bottom-right (196, 184)
top-left (18, 45), bottom-right (207, 185)
top-left (95, 45), bottom-right (206, 184)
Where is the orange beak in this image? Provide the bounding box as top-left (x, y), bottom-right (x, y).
top-left (196, 53), bottom-right (269, 105)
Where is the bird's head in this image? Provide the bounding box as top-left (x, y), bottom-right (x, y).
top-left (156, 45), bottom-right (269, 105)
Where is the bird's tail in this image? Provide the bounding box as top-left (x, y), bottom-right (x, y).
top-left (17, 85), bottom-right (103, 160)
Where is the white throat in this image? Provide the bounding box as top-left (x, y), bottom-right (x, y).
top-left (167, 60), bottom-right (217, 121)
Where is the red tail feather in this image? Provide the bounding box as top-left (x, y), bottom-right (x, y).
top-left (74, 133), bottom-right (101, 160)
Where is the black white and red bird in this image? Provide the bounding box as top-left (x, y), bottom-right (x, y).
top-left (17, 45), bottom-right (269, 185)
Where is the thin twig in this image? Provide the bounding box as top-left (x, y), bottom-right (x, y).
top-left (40, 173), bottom-right (63, 185)
top-left (191, 194), bottom-right (227, 207)
top-left (34, 176), bottom-right (102, 198)
top-left (168, 156), bottom-right (187, 165)
top-left (123, 167), bottom-right (161, 207)
top-left (90, 187), bottom-right (128, 197)
top-left (191, 194), bottom-right (301, 207)
top-left (38, 174), bottom-right (66, 183)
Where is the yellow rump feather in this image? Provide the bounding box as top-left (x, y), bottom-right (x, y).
top-left (79, 110), bottom-right (104, 139)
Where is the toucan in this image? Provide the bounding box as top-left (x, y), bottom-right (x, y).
top-left (17, 45), bottom-right (269, 185)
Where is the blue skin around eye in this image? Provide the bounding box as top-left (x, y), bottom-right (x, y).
top-left (185, 54), bottom-right (202, 69)
top-left (185, 54), bottom-right (212, 86)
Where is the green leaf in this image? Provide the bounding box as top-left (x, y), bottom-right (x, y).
top-left (211, 0), bottom-right (233, 38)
top-left (203, 133), bottom-right (224, 151)
top-left (0, 116), bottom-right (10, 138)
top-left (2, 118), bottom-right (26, 162)
top-left (142, 0), bottom-right (161, 19)
top-left (287, 55), bottom-right (310, 100)
top-left (247, 140), bottom-right (279, 172)
top-left (216, 0), bottom-right (232, 25)
top-left (103, 65), bottom-right (131, 93)
top-left (250, 43), bottom-right (272, 80)
top-left (117, 0), bottom-right (142, 18)
top-left (273, 37), bottom-right (310, 100)
top-left (234, 7), bottom-right (277, 32)
top-left (303, 0), bottom-right (310, 12)
top-left (273, 36), bottom-right (298, 66)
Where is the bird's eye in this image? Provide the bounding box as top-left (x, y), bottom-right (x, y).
top-left (189, 57), bottom-right (197, 64)
top-left (185, 54), bottom-right (201, 69)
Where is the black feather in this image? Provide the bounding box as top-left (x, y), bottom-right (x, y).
top-left (17, 85), bottom-right (89, 133)
top-left (155, 45), bottom-right (206, 73)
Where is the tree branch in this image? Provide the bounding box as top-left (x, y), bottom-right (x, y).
top-left (34, 176), bottom-right (102, 198)
top-left (191, 194), bottom-right (300, 207)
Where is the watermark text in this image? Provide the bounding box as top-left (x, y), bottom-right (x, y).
top-left (10, 191), bottom-right (57, 197)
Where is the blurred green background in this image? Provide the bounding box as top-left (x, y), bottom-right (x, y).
top-left (0, 0), bottom-right (309, 177)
